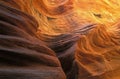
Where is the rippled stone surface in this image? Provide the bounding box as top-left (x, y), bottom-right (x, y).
top-left (0, 0), bottom-right (120, 79)
top-left (0, 3), bottom-right (66, 79)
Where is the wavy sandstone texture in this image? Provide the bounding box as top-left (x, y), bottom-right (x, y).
top-left (0, 0), bottom-right (120, 79)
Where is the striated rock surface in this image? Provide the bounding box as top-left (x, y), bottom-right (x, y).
top-left (0, 3), bottom-right (66, 79)
top-left (0, 0), bottom-right (120, 79)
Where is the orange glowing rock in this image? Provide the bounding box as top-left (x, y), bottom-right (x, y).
top-left (0, 0), bottom-right (120, 79)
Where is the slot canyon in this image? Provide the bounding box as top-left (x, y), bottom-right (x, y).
top-left (0, 0), bottom-right (120, 79)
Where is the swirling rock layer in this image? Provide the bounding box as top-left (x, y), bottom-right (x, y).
top-left (0, 0), bottom-right (120, 79)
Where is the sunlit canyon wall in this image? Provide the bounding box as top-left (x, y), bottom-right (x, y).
top-left (0, 0), bottom-right (120, 79)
